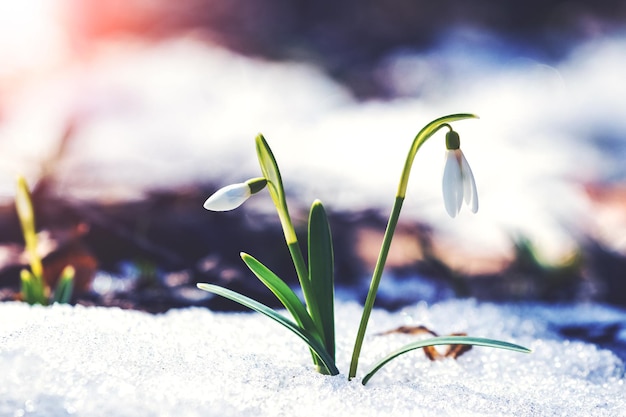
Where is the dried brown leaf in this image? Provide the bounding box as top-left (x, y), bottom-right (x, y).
top-left (378, 325), bottom-right (473, 361)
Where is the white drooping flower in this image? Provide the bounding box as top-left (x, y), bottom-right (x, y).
top-left (203, 178), bottom-right (267, 211)
top-left (442, 130), bottom-right (478, 218)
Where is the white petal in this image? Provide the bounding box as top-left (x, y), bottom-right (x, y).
top-left (460, 151), bottom-right (479, 213)
top-left (442, 150), bottom-right (463, 217)
top-left (203, 183), bottom-right (251, 211)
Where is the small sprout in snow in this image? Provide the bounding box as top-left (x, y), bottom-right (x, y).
top-left (15, 176), bottom-right (75, 305)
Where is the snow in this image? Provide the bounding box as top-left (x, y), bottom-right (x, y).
top-left (1, 300), bottom-right (624, 416)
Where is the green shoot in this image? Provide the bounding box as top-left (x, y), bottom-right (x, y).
top-left (53, 265), bottom-right (75, 304)
top-left (15, 176), bottom-right (75, 305)
top-left (16, 176), bottom-right (44, 279)
top-left (201, 144), bottom-right (338, 373)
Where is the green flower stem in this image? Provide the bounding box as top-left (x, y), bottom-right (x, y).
top-left (348, 195), bottom-right (404, 379)
top-left (348, 113), bottom-right (478, 380)
top-left (287, 229), bottom-right (325, 335)
top-left (273, 187), bottom-right (299, 246)
top-left (278, 200), bottom-right (326, 371)
top-left (397, 114), bottom-right (478, 198)
top-left (256, 135), bottom-right (315, 313)
top-left (268, 186), bottom-right (313, 308)
top-left (287, 240), bottom-right (312, 298)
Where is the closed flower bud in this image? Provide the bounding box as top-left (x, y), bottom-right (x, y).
top-left (203, 178), bottom-right (267, 211)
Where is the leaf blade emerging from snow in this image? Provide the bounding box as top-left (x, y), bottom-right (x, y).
top-left (240, 252), bottom-right (321, 343)
top-left (308, 200), bottom-right (335, 359)
top-left (362, 336), bottom-right (531, 385)
top-left (196, 283), bottom-right (339, 375)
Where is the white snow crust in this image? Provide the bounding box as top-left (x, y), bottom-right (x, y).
top-left (1, 300), bottom-right (624, 417)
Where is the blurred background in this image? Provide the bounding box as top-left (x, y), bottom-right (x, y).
top-left (0, 0), bottom-right (626, 315)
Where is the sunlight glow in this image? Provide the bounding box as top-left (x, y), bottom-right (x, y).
top-left (0, 0), bottom-right (68, 79)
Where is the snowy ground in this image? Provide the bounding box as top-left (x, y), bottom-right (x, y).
top-left (1, 300), bottom-right (624, 417)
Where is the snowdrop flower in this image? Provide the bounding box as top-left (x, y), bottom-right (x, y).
top-left (442, 129), bottom-right (478, 217)
top-left (203, 177), bottom-right (267, 211)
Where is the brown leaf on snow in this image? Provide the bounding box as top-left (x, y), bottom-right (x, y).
top-left (378, 325), bottom-right (472, 361)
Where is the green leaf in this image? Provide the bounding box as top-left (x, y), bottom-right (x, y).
top-left (197, 283), bottom-right (339, 375)
top-left (240, 252), bottom-right (320, 342)
top-left (15, 176), bottom-right (43, 278)
top-left (20, 269), bottom-right (34, 304)
top-left (308, 200), bottom-right (335, 360)
top-left (362, 336), bottom-right (531, 385)
top-left (53, 265), bottom-right (75, 304)
top-left (240, 252), bottom-right (325, 370)
top-left (20, 269), bottom-right (47, 305)
top-left (255, 134), bottom-right (286, 215)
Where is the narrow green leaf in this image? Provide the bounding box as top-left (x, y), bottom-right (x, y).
top-left (15, 176), bottom-right (43, 278)
top-left (53, 265), bottom-right (75, 304)
top-left (20, 269), bottom-right (47, 305)
top-left (240, 252), bottom-right (325, 370)
top-left (20, 269), bottom-right (34, 304)
top-left (362, 336), bottom-right (531, 385)
top-left (197, 283), bottom-right (339, 375)
top-left (308, 200), bottom-right (335, 360)
top-left (240, 252), bottom-right (320, 342)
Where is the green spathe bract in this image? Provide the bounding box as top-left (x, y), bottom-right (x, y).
top-left (198, 114), bottom-right (530, 384)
